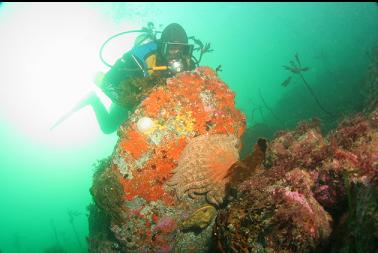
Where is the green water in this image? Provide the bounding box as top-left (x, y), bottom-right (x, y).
top-left (0, 2), bottom-right (377, 252)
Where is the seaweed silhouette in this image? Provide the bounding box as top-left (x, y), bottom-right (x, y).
top-left (67, 209), bottom-right (83, 252)
top-left (249, 89), bottom-right (283, 127)
top-left (189, 36), bottom-right (214, 66)
top-left (282, 53), bottom-right (334, 117)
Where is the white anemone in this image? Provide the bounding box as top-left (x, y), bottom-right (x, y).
top-left (137, 116), bottom-right (154, 133)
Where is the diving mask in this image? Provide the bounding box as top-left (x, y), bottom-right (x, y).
top-left (161, 42), bottom-right (194, 61)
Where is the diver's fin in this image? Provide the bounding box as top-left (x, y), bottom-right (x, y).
top-left (50, 92), bottom-right (96, 130)
top-left (50, 107), bottom-right (78, 130)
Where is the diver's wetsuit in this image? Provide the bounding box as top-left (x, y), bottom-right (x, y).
top-left (89, 40), bottom-right (174, 134)
top-left (89, 38), bottom-right (195, 134)
top-left (101, 41), bottom-right (161, 104)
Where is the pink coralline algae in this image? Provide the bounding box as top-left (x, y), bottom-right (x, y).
top-left (214, 168), bottom-right (332, 253)
top-left (153, 216), bottom-right (177, 234)
top-left (281, 189), bottom-right (314, 215)
top-left (214, 107), bottom-right (378, 253)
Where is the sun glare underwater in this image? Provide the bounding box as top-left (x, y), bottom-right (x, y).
top-left (0, 2), bottom-right (377, 253)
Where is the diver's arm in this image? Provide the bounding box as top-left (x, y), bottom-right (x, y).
top-left (103, 52), bottom-right (143, 86)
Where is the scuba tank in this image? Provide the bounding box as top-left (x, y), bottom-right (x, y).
top-left (99, 22), bottom-right (160, 68)
top-left (133, 32), bottom-right (154, 48)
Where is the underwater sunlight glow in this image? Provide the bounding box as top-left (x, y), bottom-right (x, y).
top-left (0, 3), bottom-right (135, 147)
top-left (0, 2), bottom-right (378, 253)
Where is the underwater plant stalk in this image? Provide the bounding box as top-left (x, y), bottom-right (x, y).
top-left (298, 73), bottom-right (334, 117)
top-left (68, 210), bottom-right (84, 252)
top-left (258, 88), bottom-right (283, 125)
top-left (50, 219), bottom-right (60, 246)
top-left (70, 220), bottom-right (83, 252)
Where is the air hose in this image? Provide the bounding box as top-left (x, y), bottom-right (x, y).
top-left (99, 29), bottom-right (148, 68)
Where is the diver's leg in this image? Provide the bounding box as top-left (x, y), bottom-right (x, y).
top-left (105, 103), bottom-right (131, 133)
top-left (86, 93), bottom-right (131, 134)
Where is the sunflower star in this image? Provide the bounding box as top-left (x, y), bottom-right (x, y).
top-left (167, 134), bottom-right (240, 206)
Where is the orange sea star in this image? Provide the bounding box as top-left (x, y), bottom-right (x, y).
top-left (167, 134), bottom-right (240, 206)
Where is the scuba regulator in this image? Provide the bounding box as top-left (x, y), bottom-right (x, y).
top-left (148, 59), bottom-right (185, 75)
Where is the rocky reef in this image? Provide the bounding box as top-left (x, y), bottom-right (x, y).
top-left (211, 47), bottom-right (378, 252)
top-left (88, 64), bottom-right (378, 252)
top-left (213, 107), bottom-right (378, 253)
top-left (88, 67), bottom-right (246, 253)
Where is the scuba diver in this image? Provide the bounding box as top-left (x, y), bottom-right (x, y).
top-left (91, 23), bottom-right (196, 134)
top-left (51, 23), bottom-right (197, 134)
